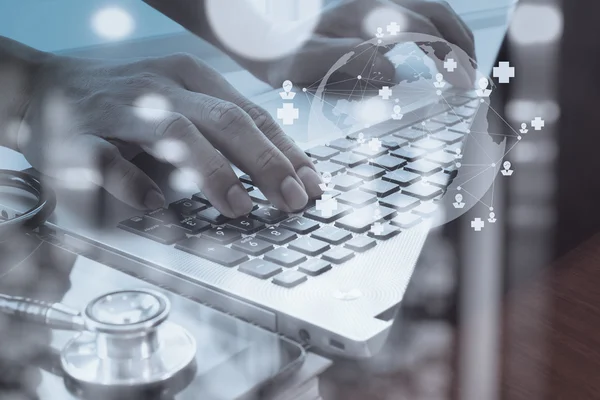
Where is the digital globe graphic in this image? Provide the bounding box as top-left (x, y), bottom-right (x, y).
top-left (306, 33), bottom-right (508, 228)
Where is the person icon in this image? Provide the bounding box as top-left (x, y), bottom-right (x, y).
top-left (488, 212), bottom-right (497, 223)
top-left (391, 105), bottom-right (403, 120)
top-left (375, 27), bottom-right (384, 38)
top-left (519, 123), bottom-right (529, 134)
top-left (453, 194), bottom-right (465, 209)
top-left (501, 161), bottom-right (514, 176)
top-left (357, 132), bottom-right (366, 144)
top-left (279, 80), bottom-right (296, 100)
top-left (476, 77), bottom-right (492, 97)
top-left (454, 148), bottom-right (463, 160)
top-left (433, 73), bottom-right (446, 89)
top-left (319, 172), bottom-right (335, 191)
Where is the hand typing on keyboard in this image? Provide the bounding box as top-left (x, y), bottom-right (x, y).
top-left (0, 38), bottom-right (323, 218)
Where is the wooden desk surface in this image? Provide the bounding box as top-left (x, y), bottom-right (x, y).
top-left (502, 233), bottom-right (600, 399)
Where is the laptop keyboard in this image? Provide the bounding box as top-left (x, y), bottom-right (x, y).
top-left (118, 95), bottom-right (478, 289)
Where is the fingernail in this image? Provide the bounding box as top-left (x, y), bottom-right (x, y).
top-left (297, 166), bottom-right (323, 199)
top-left (227, 184), bottom-right (253, 217)
top-left (144, 189), bottom-right (165, 210)
top-left (281, 176), bottom-right (308, 211)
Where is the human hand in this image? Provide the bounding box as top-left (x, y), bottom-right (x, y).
top-left (17, 53), bottom-right (322, 217)
top-left (255, 0), bottom-right (475, 88)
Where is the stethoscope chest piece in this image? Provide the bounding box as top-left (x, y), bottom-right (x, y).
top-left (60, 289), bottom-right (196, 389)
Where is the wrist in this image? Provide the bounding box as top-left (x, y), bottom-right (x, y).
top-left (0, 36), bottom-right (52, 150)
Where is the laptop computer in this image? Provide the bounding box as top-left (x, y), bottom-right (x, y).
top-left (3, 7), bottom-right (514, 359)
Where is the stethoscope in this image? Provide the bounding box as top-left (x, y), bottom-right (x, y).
top-left (0, 289), bottom-right (197, 391)
top-left (0, 170), bottom-right (197, 392)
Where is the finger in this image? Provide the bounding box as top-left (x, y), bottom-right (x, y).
top-left (180, 76), bottom-right (323, 198)
top-left (400, 0), bottom-right (476, 62)
top-left (69, 135), bottom-right (165, 210)
top-left (121, 109), bottom-right (253, 218)
top-left (165, 90), bottom-right (311, 212)
top-left (169, 55), bottom-right (322, 202)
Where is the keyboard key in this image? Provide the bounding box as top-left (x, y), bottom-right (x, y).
top-left (380, 137), bottom-right (409, 150)
top-left (231, 237), bottom-right (274, 256)
top-left (379, 192), bottom-right (420, 211)
top-left (203, 226), bottom-right (241, 245)
top-left (196, 208), bottom-right (231, 225)
top-left (335, 205), bottom-right (396, 233)
top-left (239, 259), bottom-right (282, 279)
top-left (281, 216), bottom-right (320, 234)
top-left (372, 155), bottom-right (406, 171)
top-left (299, 260), bottom-right (332, 276)
top-left (359, 179), bottom-right (399, 197)
top-left (347, 131), bottom-right (375, 141)
top-left (432, 113), bottom-right (462, 126)
top-left (402, 182), bottom-right (443, 200)
top-left (176, 237), bottom-right (248, 267)
top-left (169, 198), bottom-right (207, 216)
top-left (431, 131), bottom-right (464, 144)
top-left (171, 216), bottom-right (211, 234)
top-left (391, 147), bottom-right (427, 161)
top-left (118, 216), bottom-right (185, 245)
top-left (250, 189), bottom-right (270, 204)
top-left (446, 95), bottom-right (471, 107)
top-left (347, 164), bottom-right (386, 181)
top-left (383, 170), bottom-right (421, 186)
top-left (264, 248), bottom-right (307, 268)
top-left (452, 106), bottom-right (477, 119)
top-left (331, 174), bottom-right (363, 191)
top-left (328, 138), bottom-right (358, 152)
top-left (344, 236), bottom-right (376, 252)
top-left (250, 206), bottom-right (288, 224)
top-left (411, 138), bottom-right (446, 152)
top-left (315, 161), bottom-right (346, 176)
top-left (331, 153), bottom-right (368, 168)
top-left (256, 226), bottom-right (297, 245)
top-left (146, 208), bottom-right (178, 223)
top-left (226, 217), bottom-right (265, 234)
top-left (412, 121), bottom-right (446, 133)
top-left (304, 203), bottom-right (351, 223)
top-left (448, 120), bottom-right (471, 134)
top-left (391, 213), bottom-right (422, 229)
top-left (427, 171), bottom-right (452, 188)
top-left (353, 145), bottom-right (388, 158)
top-left (239, 174), bottom-right (253, 185)
top-left (426, 151), bottom-right (457, 167)
top-left (337, 190), bottom-right (377, 208)
top-left (192, 192), bottom-right (211, 205)
top-left (322, 247), bottom-right (355, 264)
top-left (444, 142), bottom-right (462, 155)
top-left (404, 160), bottom-right (443, 176)
top-left (311, 226), bottom-right (352, 245)
top-left (368, 223), bottom-right (401, 240)
top-left (306, 146), bottom-right (340, 160)
top-left (412, 201), bottom-right (439, 217)
top-left (289, 237), bottom-right (331, 256)
top-left (273, 270), bottom-right (308, 288)
top-left (393, 129), bottom-right (426, 142)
